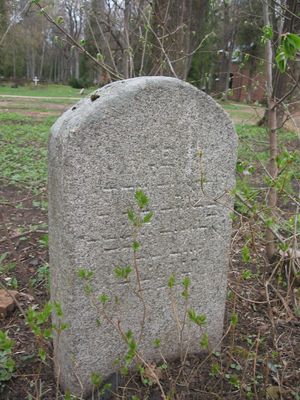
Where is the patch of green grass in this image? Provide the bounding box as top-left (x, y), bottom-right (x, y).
top-left (37, 97), bottom-right (79, 105)
top-left (0, 84), bottom-right (95, 98)
top-left (0, 99), bottom-right (74, 117)
top-left (236, 124), bottom-right (299, 164)
top-left (0, 112), bottom-right (33, 123)
top-left (0, 105), bottom-right (61, 114)
top-left (236, 124), bottom-right (269, 163)
top-left (0, 112), bottom-right (54, 189)
top-left (230, 110), bottom-right (257, 121)
top-left (222, 102), bottom-right (246, 111)
top-left (236, 123), bottom-right (299, 143)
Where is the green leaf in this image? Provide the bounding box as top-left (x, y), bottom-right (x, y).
top-left (230, 312), bottom-right (239, 328)
top-left (275, 46), bottom-right (287, 72)
top-left (120, 366), bottom-right (129, 376)
top-left (241, 245), bottom-right (251, 263)
top-left (38, 234), bottom-right (48, 248)
top-left (97, 52), bottom-right (104, 62)
top-left (188, 309), bottom-right (207, 326)
top-left (60, 323), bottom-right (70, 331)
top-left (200, 333), bottom-right (209, 349)
top-left (160, 363), bottom-right (168, 370)
top-left (0, 253), bottom-right (8, 265)
top-left (53, 301), bottom-right (63, 317)
top-left (127, 209), bottom-right (135, 222)
top-left (143, 211), bottom-right (154, 223)
top-left (43, 328), bottom-right (53, 340)
top-left (286, 33), bottom-right (300, 49)
top-left (77, 269), bottom-right (94, 280)
top-left (0, 331), bottom-right (14, 352)
top-left (261, 25), bottom-right (273, 42)
top-left (125, 330), bottom-right (133, 341)
top-left (168, 273), bottom-right (175, 289)
top-left (100, 383), bottom-right (112, 396)
top-left (135, 190), bottom-right (149, 209)
top-left (56, 16), bottom-right (64, 25)
top-left (98, 294), bottom-right (110, 304)
top-left (38, 348), bottom-right (46, 362)
top-left (132, 241), bottom-right (140, 251)
top-left (276, 34), bottom-right (300, 72)
top-left (84, 284), bottom-right (93, 295)
top-left (91, 372), bottom-right (102, 388)
top-left (210, 362), bottom-right (220, 377)
top-left (236, 161), bottom-right (245, 174)
top-left (242, 269), bottom-right (253, 280)
top-left (182, 276), bottom-right (191, 290)
top-left (114, 265), bottom-right (132, 280)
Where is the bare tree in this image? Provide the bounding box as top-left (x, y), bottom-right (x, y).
top-left (215, 0), bottom-right (240, 98)
top-left (272, 0), bottom-right (300, 127)
top-left (263, 0), bottom-right (278, 261)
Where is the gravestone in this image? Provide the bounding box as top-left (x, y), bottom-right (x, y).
top-left (48, 76), bottom-right (237, 397)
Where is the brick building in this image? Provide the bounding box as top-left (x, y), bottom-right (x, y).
top-left (228, 63), bottom-right (266, 103)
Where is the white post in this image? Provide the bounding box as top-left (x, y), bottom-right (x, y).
top-left (33, 76), bottom-right (39, 86)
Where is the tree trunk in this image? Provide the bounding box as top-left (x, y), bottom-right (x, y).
top-left (31, 48), bottom-right (35, 78)
top-left (151, 0), bottom-right (209, 79)
top-left (122, 0), bottom-right (130, 78)
top-left (246, 58), bottom-right (256, 103)
top-left (13, 47), bottom-right (16, 79)
top-left (273, 0), bottom-right (300, 127)
top-left (216, 0), bottom-right (239, 98)
top-left (39, 40), bottom-right (46, 79)
top-left (75, 49), bottom-right (80, 80)
top-left (263, 0), bottom-right (278, 261)
top-left (258, 0), bottom-right (300, 128)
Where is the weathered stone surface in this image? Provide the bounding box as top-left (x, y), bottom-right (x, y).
top-left (48, 76), bottom-right (237, 397)
top-left (0, 289), bottom-right (18, 318)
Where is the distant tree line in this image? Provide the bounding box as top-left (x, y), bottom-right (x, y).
top-left (0, 0), bottom-right (299, 103)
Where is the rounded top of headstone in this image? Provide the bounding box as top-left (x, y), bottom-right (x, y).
top-left (51, 76), bottom-right (236, 138)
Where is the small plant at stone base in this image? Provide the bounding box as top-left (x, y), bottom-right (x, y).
top-left (167, 271), bottom-right (209, 370)
top-left (64, 389), bottom-right (81, 400)
top-left (90, 372), bottom-right (112, 399)
top-left (26, 301), bottom-right (69, 363)
top-left (0, 330), bottom-right (15, 391)
top-left (30, 263), bottom-right (50, 289)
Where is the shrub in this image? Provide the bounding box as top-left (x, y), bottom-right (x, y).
top-left (68, 77), bottom-right (92, 89)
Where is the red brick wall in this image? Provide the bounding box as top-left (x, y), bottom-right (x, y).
top-left (229, 64), bottom-right (266, 103)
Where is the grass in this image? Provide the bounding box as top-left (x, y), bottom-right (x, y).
top-left (0, 83), bottom-right (96, 98)
top-left (0, 91), bottom-right (79, 189)
top-left (236, 124), bottom-right (299, 163)
top-left (25, 97), bottom-right (77, 104)
top-left (0, 112), bottom-right (54, 189)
